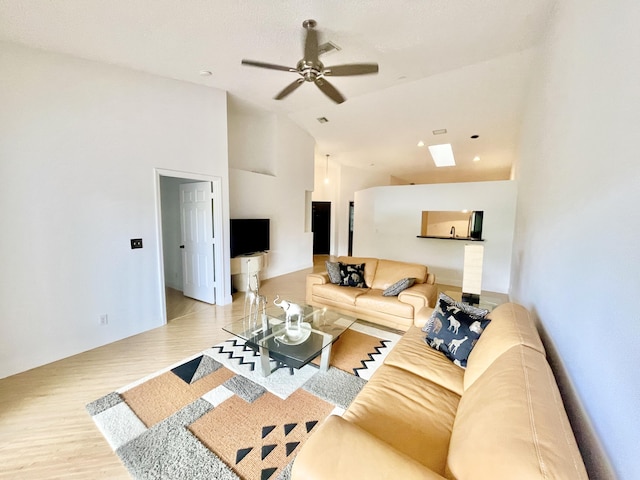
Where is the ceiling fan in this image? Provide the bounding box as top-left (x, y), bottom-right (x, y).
top-left (241, 19), bottom-right (379, 104)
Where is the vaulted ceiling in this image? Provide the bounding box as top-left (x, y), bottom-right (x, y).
top-left (0, 0), bottom-right (556, 183)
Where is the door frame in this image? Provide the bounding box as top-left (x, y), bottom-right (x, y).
top-left (154, 168), bottom-right (228, 323)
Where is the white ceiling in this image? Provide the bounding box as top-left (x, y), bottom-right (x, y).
top-left (0, 0), bottom-right (555, 183)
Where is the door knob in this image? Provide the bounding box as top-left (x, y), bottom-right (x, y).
top-left (179, 245), bottom-right (185, 249)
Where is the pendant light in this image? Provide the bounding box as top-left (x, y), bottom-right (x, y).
top-left (324, 154), bottom-right (330, 184)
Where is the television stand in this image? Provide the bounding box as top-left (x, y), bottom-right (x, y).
top-left (230, 252), bottom-right (268, 292)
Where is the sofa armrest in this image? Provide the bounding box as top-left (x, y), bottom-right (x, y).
top-left (398, 282), bottom-right (438, 311)
top-left (291, 415), bottom-right (445, 480)
top-left (306, 272), bottom-right (330, 304)
top-left (426, 272), bottom-right (436, 284)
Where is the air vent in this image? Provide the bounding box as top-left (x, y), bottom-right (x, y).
top-left (318, 41), bottom-right (341, 56)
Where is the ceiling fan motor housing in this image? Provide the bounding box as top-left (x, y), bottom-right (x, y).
top-left (297, 60), bottom-right (324, 82)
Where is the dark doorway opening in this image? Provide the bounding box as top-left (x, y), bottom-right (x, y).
top-left (312, 201), bottom-right (331, 255)
top-left (348, 201), bottom-right (354, 256)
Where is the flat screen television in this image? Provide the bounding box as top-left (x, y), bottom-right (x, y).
top-left (230, 218), bottom-right (270, 258)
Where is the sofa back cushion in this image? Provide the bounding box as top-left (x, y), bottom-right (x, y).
top-left (384, 326), bottom-right (465, 396)
top-left (447, 345), bottom-right (588, 480)
top-left (369, 259), bottom-right (428, 290)
top-left (463, 303), bottom-right (545, 390)
top-left (338, 256), bottom-right (378, 287)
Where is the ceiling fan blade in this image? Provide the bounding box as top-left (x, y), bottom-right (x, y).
top-left (314, 78), bottom-right (345, 104)
top-left (303, 20), bottom-right (319, 64)
top-left (274, 78), bottom-right (305, 100)
top-left (324, 63), bottom-right (379, 76)
top-left (241, 59), bottom-right (296, 72)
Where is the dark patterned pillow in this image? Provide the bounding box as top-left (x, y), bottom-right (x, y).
top-left (383, 277), bottom-right (416, 296)
top-left (338, 263), bottom-right (367, 288)
top-left (325, 261), bottom-right (342, 284)
top-left (422, 293), bottom-right (490, 368)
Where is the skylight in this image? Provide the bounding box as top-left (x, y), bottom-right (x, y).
top-left (428, 143), bottom-right (456, 167)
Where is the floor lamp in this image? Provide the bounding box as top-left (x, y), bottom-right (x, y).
top-left (462, 244), bottom-right (484, 304)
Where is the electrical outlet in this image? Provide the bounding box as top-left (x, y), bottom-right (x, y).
top-left (130, 238), bottom-right (143, 249)
top-left (99, 314), bottom-right (108, 326)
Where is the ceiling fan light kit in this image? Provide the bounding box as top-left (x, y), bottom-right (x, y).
top-left (241, 19), bottom-right (379, 104)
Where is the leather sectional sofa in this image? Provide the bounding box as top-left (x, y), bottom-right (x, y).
top-left (306, 256), bottom-right (438, 331)
top-left (291, 302), bottom-right (588, 479)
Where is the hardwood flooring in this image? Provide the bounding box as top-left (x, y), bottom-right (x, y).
top-left (0, 266), bottom-right (316, 479)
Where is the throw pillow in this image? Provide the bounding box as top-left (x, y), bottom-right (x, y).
top-left (338, 263), bottom-right (367, 288)
top-left (382, 277), bottom-right (416, 296)
top-left (325, 261), bottom-right (342, 284)
top-left (422, 293), bottom-right (490, 368)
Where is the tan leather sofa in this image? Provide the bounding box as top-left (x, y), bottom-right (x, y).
top-left (291, 303), bottom-right (588, 480)
top-left (306, 256), bottom-right (438, 331)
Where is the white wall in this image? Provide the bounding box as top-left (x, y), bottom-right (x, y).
top-left (511, 1), bottom-right (638, 478)
top-left (313, 161), bottom-right (391, 256)
top-left (228, 102), bottom-right (315, 279)
top-left (353, 181), bottom-right (517, 292)
top-left (0, 42), bottom-right (230, 379)
top-left (227, 96), bottom-right (276, 175)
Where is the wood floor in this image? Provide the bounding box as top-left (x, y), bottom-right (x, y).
top-left (0, 257), bottom-right (464, 479)
top-left (0, 265), bottom-right (318, 479)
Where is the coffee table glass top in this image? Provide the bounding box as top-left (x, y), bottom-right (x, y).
top-left (222, 303), bottom-right (357, 370)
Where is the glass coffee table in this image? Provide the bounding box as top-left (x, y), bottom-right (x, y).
top-left (223, 304), bottom-right (357, 377)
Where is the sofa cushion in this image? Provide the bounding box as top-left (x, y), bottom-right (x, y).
top-left (447, 345), bottom-right (588, 480)
top-left (338, 262), bottom-right (367, 287)
top-left (384, 326), bottom-right (464, 395)
top-left (463, 303), bottom-right (546, 390)
top-left (422, 293), bottom-right (490, 367)
top-left (343, 364), bottom-right (460, 474)
top-left (311, 283), bottom-right (369, 305)
top-left (382, 277), bottom-right (416, 296)
top-left (355, 289), bottom-right (414, 319)
top-left (325, 261), bottom-right (341, 284)
top-left (337, 256), bottom-right (378, 287)
top-left (291, 415), bottom-right (448, 480)
top-left (370, 259), bottom-right (428, 290)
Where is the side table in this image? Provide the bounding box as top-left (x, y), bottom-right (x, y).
top-left (443, 290), bottom-right (509, 312)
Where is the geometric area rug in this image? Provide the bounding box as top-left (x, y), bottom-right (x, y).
top-left (86, 323), bottom-right (401, 480)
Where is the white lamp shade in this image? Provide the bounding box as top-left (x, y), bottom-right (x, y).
top-left (462, 244), bottom-right (484, 295)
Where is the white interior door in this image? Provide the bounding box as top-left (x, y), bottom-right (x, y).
top-left (180, 182), bottom-right (215, 304)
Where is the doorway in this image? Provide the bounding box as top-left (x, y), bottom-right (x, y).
top-left (155, 169), bottom-right (228, 323)
top-left (348, 201), bottom-right (354, 256)
top-left (312, 201), bottom-right (331, 255)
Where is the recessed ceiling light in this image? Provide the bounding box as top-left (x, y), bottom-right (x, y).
top-left (432, 129), bottom-right (447, 135)
top-left (199, 70), bottom-right (212, 76)
top-left (473, 156), bottom-right (481, 162)
top-left (428, 143), bottom-right (456, 167)
top-left (470, 134), bottom-right (479, 139)
top-left (317, 117), bottom-right (329, 124)
top-left (417, 140), bottom-right (425, 147)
